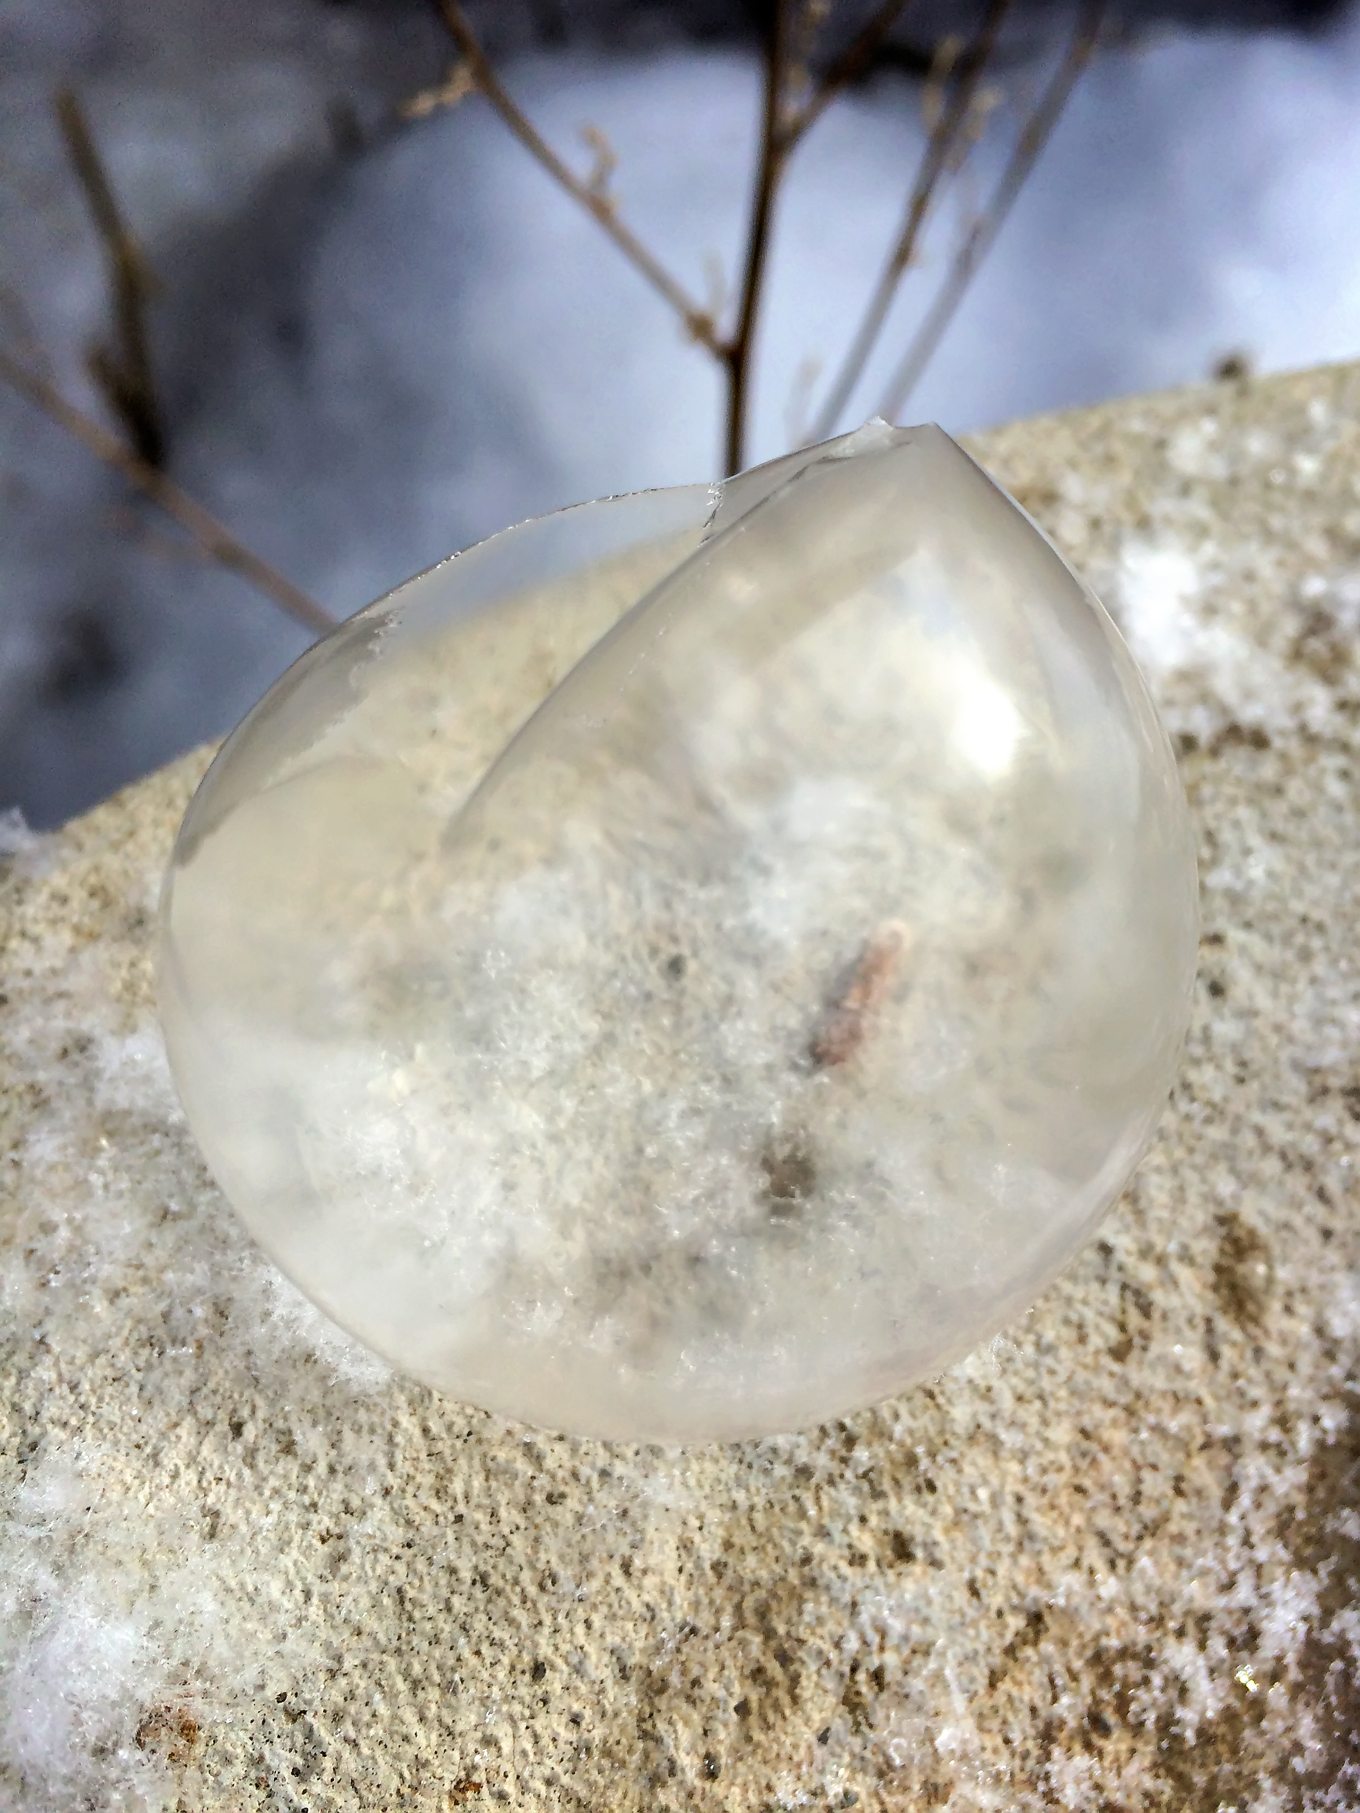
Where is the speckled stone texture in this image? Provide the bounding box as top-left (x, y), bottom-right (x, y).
top-left (2, 364), bottom-right (1358, 1812)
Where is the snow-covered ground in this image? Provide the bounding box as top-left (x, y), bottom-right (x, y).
top-left (4, 0), bottom-right (1360, 821)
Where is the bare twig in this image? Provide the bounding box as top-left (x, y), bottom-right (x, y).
top-left (809, 919), bottom-right (910, 1068)
top-left (433, 0), bottom-right (721, 353)
top-left (790, 0), bottom-right (917, 143)
top-left (55, 87), bottom-right (165, 469)
top-left (0, 284), bottom-right (50, 372)
top-left (784, 349), bottom-right (822, 447)
top-left (785, 0), bottom-right (828, 109)
top-left (726, 0), bottom-right (932, 465)
top-left (810, 0), bottom-right (1012, 439)
top-left (426, 0), bottom-right (1003, 470)
top-left (725, 0), bottom-right (796, 473)
top-left (0, 348), bottom-right (333, 634)
top-left (879, 2), bottom-right (1104, 418)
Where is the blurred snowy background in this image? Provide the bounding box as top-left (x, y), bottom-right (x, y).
top-left (3, 0), bottom-right (1360, 825)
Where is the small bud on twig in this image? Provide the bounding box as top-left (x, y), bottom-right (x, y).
top-left (580, 124), bottom-right (618, 202)
top-left (399, 61), bottom-right (476, 122)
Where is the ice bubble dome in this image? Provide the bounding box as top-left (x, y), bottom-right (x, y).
top-left (158, 424), bottom-right (1198, 1442)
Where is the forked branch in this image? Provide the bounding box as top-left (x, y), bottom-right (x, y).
top-left (435, 0), bottom-right (722, 354)
top-left (431, 0), bottom-right (929, 471)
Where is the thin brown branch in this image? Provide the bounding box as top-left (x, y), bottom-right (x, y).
top-left (724, 0), bottom-right (919, 468)
top-left (725, 0), bottom-right (796, 474)
top-left (433, 0), bottom-right (721, 354)
top-left (55, 86), bottom-right (165, 469)
top-left (0, 348), bottom-right (333, 634)
top-left (809, 919), bottom-right (910, 1068)
top-left (879, 2), bottom-right (1104, 419)
top-left (784, 0), bottom-right (826, 103)
top-left (809, 0), bottom-right (1012, 439)
top-left (790, 0), bottom-right (917, 144)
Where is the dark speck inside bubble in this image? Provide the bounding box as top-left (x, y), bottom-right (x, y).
top-left (761, 1142), bottom-right (817, 1217)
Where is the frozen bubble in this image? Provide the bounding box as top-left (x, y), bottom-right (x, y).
top-left (159, 426), bottom-right (1198, 1441)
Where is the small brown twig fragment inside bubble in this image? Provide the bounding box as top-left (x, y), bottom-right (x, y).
top-left (808, 918), bottom-right (911, 1070)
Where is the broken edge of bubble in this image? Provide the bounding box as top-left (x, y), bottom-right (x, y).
top-left (443, 422), bottom-right (951, 851)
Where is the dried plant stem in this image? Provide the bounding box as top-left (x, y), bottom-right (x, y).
top-left (55, 86), bottom-right (165, 469)
top-left (880, 2), bottom-right (1104, 418)
top-left (810, 0), bottom-right (1012, 440)
top-left (435, 0), bottom-right (721, 354)
top-left (0, 348), bottom-right (333, 634)
top-left (790, 0), bottom-right (917, 142)
top-left (432, 0), bottom-right (1015, 468)
top-left (430, 0), bottom-right (951, 472)
top-left (809, 919), bottom-right (910, 1069)
top-left (725, 0), bottom-right (796, 474)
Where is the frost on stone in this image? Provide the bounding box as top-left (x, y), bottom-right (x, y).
top-left (158, 425), bottom-right (1199, 1442)
top-left (0, 960), bottom-right (382, 1811)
